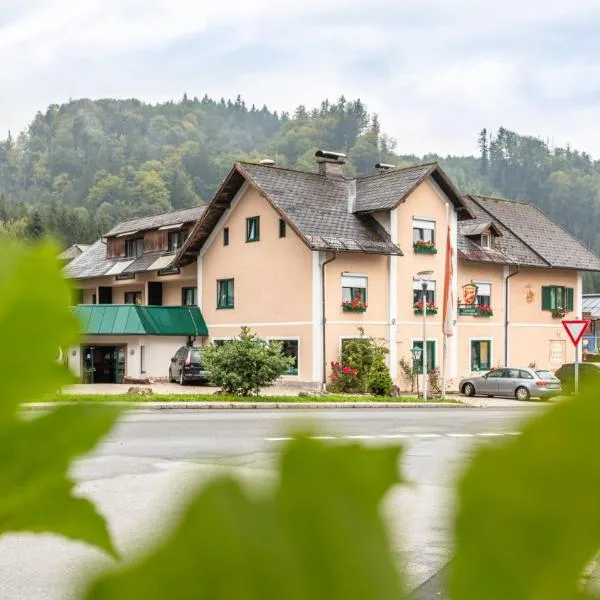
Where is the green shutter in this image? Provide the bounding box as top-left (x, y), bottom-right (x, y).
top-left (541, 286), bottom-right (551, 310)
top-left (428, 341), bottom-right (436, 371)
top-left (566, 287), bottom-right (574, 311)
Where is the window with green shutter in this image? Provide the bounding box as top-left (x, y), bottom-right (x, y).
top-left (541, 285), bottom-right (574, 311)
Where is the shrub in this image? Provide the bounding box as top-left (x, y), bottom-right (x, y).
top-left (341, 328), bottom-right (388, 392)
top-left (328, 361), bottom-right (361, 393)
top-left (398, 356), bottom-right (416, 392)
top-left (201, 326), bottom-right (294, 396)
top-left (367, 353), bottom-right (393, 396)
top-left (428, 367), bottom-right (442, 395)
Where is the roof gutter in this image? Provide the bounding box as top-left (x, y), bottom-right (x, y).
top-left (321, 252), bottom-right (337, 389)
top-left (504, 264), bottom-right (520, 366)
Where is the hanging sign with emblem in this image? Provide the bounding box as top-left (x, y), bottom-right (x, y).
top-left (458, 283), bottom-right (479, 315)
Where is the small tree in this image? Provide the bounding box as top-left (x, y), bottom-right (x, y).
top-left (341, 328), bottom-right (376, 392)
top-left (367, 352), bottom-right (393, 396)
top-left (201, 327), bottom-right (293, 396)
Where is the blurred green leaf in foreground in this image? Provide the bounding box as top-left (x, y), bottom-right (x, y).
top-left (0, 241), bottom-right (120, 557)
top-left (452, 384), bottom-right (600, 600)
top-left (84, 436), bottom-right (406, 600)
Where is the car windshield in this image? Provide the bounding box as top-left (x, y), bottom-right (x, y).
top-left (535, 370), bottom-right (556, 379)
top-left (190, 349), bottom-right (202, 363)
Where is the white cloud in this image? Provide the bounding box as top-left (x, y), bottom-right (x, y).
top-left (1, 0), bottom-right (600, 157)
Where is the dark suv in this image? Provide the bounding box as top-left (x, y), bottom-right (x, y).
top-left (554, 362), bottom-right (600, 394)
top-left (169, 346), bottom-right (209, 385)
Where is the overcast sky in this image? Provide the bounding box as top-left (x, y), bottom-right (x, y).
top-left (2, 0), bottom-right (600, 157)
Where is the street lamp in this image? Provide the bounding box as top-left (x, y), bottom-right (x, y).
top-left (414, 270), bottom-right (434, 400)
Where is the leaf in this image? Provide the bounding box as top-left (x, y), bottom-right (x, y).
top-left (83, 436), bottom-right (406, 599)
top-left (451, 387), bottom-right (600, 600)
top-left (0, 241), bottom-right (121, 557)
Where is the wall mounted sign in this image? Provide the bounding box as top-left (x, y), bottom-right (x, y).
top-left (458, 283), bottom-right (478, 315)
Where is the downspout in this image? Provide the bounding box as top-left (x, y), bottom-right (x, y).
top-left (504, 264), bottom-right (520, 366)
top-left (321, 252), bottom-right (337, 388)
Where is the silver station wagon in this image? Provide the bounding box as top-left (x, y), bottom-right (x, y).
top-left (459, 367), bottom-right (562, 400)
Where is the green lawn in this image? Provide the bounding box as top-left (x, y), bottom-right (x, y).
top-left (36, 393), bottom-right (462, 404)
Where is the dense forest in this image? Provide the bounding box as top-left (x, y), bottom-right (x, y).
top-left (1, 94), bottom-right (600, 290)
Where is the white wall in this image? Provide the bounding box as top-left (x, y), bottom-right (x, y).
top-left (68, 336), bottom-right (189, 381)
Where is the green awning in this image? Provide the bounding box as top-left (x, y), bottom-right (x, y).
top-left (73, 305), bottom-right (208, 336)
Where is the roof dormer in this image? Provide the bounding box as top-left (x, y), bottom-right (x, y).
top-left (461, 221), bottom-right (502, 250)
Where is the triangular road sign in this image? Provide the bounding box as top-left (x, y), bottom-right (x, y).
top-left (562, 319), bottom-right (591, 346)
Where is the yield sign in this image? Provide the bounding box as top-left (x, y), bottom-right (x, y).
top-left (562, 319), bottom-right (591, 346)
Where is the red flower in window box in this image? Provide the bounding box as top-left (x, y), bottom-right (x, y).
top-left (413, 240), bottom-right (437, 254)
top-left (413, 300), bottom-right (438, 315)
top-left (476, 304), bottom-right (494, 317)
top-left (342, 293), bottom-right (367, 313)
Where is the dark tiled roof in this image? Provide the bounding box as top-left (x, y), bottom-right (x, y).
top-left (355, 164), bottom-right (434, 212)
top-left (65, 240), bottom-right (114, 279)
top-left (105, 206), bottom-right (206, 237)
top-left (461, 222), bottom-right (500, 237)
top-left (59, 244), bottom-right (90, 261)
top-left (459, 196), bottom-right (547, 267)
top-left (354, 162), bottom-right (474, 218)
top-left (469, 195), bottom-right (600, 271)
top-left (239, 163), bottom-right (401, 255)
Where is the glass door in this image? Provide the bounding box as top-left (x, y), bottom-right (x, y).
top-left (115, 346), bottom-right (126, 384)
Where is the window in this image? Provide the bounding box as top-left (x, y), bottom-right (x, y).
top-left (168, 230), bottom-right (186, 252)
top-left (486, 369), bottom-right (504, 379)
top-left (181, 287), bottom-right (197, 306)
top-left (342, 275), bottom-right (367, 303)
top-left (279, 219), bottom-right (286, 238)
top-left (481, 233), bottom-right (491, 249)
top-left (474, 282), bottom-right (491, 306)
top-left (541, 286), bottom-right (574, 311)
top-left (520, 370), bottom-right (534, 379)
top-left (412, 219), bottom-right (435, 244)
top-left (246, 216), bottom-right (260, 242)
top-left (125, 237), bottom-right (144, 258)
top-left (412, 340), bottom-right (436, 373)
top-left (124, 291), bottom-right (142, 305)
top-left (270, 339), bottom-right (299, 375)
top-left (213, 339), bottom-right (232, 347)
top-left (217, 279), bottom-right (234, 309)
top-left (140, 345), bottom-right (146, 374)
top-left (92, 294), bottom-right (97, 305)
top-left (412, 280), bottom-right (436, 305)
top-left (470, 340), bottom-right (491, 371)
top-left (223, 227), bottom-right (229, 246)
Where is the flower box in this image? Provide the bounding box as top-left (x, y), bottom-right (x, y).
top-left (551, 308), bottom-right (568, 319)
top-left (342, 300), bottom-right (367, 313)
top-left (413, 242), bottom-right (437, 254)
top-left (413, 301), bottom-right (438, 315)
top-left (475, 305), bottom-right (494, 317)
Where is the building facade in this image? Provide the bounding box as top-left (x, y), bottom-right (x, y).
top-left (66, 151), bottom-right (600, 389)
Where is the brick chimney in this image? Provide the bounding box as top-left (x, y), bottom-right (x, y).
top-left (315, 149), bottom-right (346, 178)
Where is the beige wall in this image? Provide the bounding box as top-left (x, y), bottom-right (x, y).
top-left (201, 186), bottom-right (314, 326)
top-left (69, 336), bottom-right (188, 380)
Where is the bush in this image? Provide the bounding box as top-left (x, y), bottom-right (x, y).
top-left (328, 361), bottom-right (361, 393)
top-left (201, 326), bottom-right (294, 396)
top-left (341, 328), bottom-right (389, 392)
top-left (367, 353), bottom-right (393, 396)
top-left (398, 356), bottom-right (416, 392)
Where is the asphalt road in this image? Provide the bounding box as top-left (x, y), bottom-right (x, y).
top-left (0, 406), bottom-right (542, 599)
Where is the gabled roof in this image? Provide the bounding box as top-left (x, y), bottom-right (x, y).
top-left (104, 206), bottom-right (206, 237)
top-left (354, 162), bottom-right (474, 219)
top-left (59, 244), bottom-right (90, 261)
top-left (178, 162), bottom-right (403, 262)
top-left (468, 195), bottom-right (600, 271)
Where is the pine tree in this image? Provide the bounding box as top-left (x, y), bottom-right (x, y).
top-left (478, 128), bottom-right (489, 175)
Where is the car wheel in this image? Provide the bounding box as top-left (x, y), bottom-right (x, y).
top-left (462, 382), bottom-right (475, 397)
top-left (515, 386), bottom-right (530, 401)
top-left (179, 371), bottom-right (185, 386)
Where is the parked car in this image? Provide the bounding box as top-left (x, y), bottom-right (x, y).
top-left (169, 346), bottom-right (209, 385)
top-left (554, 362), bottom-right (600, 394)
top-left (459, 367), bottom-right (562, 400)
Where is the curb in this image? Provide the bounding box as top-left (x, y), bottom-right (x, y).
top-left (22, 401), bottom-right (467, 410)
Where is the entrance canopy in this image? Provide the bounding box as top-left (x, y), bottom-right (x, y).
top-left (73, 305), bottom-right (208, 336)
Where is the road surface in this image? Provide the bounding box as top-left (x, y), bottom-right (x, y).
top-left (0, 406), bottom-right (542, 599)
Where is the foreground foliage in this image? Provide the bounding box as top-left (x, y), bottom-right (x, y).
top-left (0, 241), bottom-right (120, 556)
top-left (84, 436), bottom-right (406, 599)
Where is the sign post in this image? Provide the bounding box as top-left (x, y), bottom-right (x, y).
top-left (561, 320), bottom-right (591, 394)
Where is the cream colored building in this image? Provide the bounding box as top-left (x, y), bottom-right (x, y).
top-left (66, 151), bottom-right (600, 390)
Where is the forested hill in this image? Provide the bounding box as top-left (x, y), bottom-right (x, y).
top-left (1, 94), bottom-right (600, 288)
